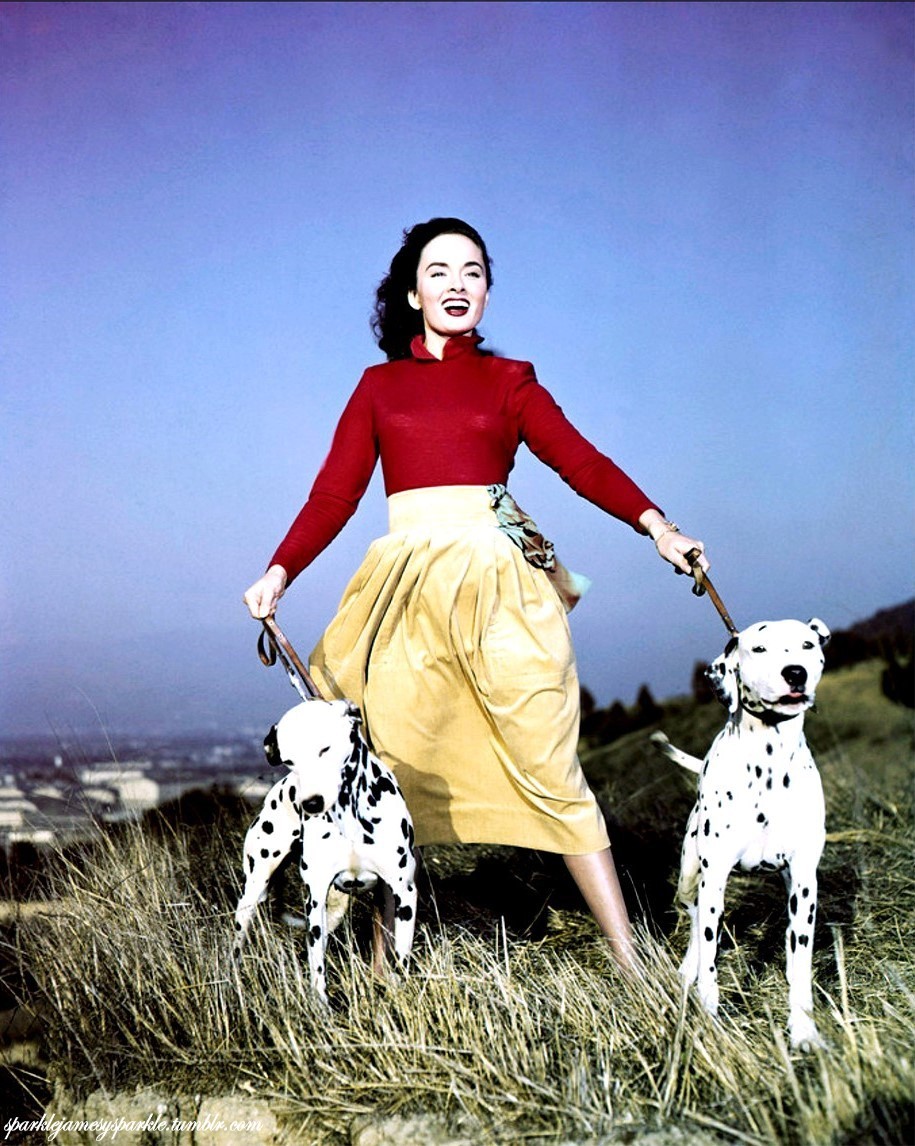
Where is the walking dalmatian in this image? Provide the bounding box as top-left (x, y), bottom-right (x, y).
top-left (652, 617), bottom-right (831, 1048)
top-left (233, 698), bottom-right (417, 1001)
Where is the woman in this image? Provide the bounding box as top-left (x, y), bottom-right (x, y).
top-left (244, 218), bottom-right (708, 970)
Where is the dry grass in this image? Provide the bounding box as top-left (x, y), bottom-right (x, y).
top-left (5, 660), bottom-right (914, 1143)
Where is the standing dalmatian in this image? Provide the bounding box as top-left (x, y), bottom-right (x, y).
top-left (653, 617), bottom-right (830, 1048)
top-left (234, 699), bottom-right (417, 1001)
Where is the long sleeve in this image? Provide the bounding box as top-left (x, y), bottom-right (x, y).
top-left (507, 363), bottom-right (660, 530)
top-left (269, 374), bottom-right (379, 583)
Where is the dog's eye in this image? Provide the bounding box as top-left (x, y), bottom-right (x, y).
top-left (751, 645), bottom-right (766, 654)
top-left (318, 746), bottom-right (331, 756)
top-left (802, 641), bottom-right (814, 650)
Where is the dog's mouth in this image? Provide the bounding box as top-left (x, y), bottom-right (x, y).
top-left (774, 690), bottom-right (812, 708)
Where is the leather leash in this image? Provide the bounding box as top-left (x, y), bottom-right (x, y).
top-left (257, 616), bottom-right (323, 702)
top-left (684, 548), bottom-right (739, 638)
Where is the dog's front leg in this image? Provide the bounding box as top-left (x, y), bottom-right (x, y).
top-left (694, 861), bottom-right (729, 1017)
top-left (784, 860), bottom-right (823, 1049)
top-left (389, 875), bottom-right (417, 970)
top-left (233, 794), bottom-right (298, 955)
top-left (677, 807), bottom-right (702, 986)
top-left (301, 872), bottom-right (331, 1003)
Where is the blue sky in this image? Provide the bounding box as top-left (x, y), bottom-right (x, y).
top-left (2, 1), bottom-right (912, 738)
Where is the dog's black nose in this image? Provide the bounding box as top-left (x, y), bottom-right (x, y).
top-left (301, 795), bottom-right (325, 815)
top-left (782, 665), bottom-right (807, 689)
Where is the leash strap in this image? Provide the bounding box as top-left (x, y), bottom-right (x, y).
top-left (257, 616), bottom-right (323, 702)
top-left (684, 548), bottom-right (739, 637)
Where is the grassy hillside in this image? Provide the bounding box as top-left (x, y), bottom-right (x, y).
top-left (2, 659), bottom-right (913, 1144)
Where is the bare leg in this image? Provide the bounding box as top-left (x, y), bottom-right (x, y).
top-left (371, 885), bottom-right (396, 976)
top-left (563, 848), bottom-right (638, 972)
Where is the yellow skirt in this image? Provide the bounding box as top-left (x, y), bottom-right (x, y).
top-left (308, 485), bottom-right (610, 855)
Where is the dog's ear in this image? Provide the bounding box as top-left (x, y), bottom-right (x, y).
top-left (706, 635), bottom-right (740, 713)
top-left (807, 618), bottom-right (831, 648)
top-left (263, 725), bottom-right (282, 767)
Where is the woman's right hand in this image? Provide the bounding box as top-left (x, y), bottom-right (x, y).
top-left (243, 564), bottom-right (288, 619)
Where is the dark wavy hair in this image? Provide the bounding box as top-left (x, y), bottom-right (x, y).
top-left (371, 218), bottom-right (494, 361)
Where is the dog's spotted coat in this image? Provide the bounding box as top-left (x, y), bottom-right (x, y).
top-left (653, 617), bottom-right (830, 1048)
top-left (233, 699), bottom-right (416, 1000)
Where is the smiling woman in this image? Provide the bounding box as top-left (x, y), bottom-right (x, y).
top-left (243, 217), bottom-right (709, 972)
top-left (407, 232), bottom-right (490, 357)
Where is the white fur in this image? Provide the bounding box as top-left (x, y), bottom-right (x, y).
top-left (653, 617), bottom-right (831, 1049)
top-left (233, 699), bottom-right (417, 1001)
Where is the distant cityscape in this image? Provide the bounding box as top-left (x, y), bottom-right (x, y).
top-left (0, 734), bottom-right (273, 849)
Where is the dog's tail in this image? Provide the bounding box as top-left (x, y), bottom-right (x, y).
top-left (650, 730), bottom-right (703, 774)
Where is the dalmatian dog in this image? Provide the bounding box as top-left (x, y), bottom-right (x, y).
top-left (233, 698), bottom-right (417, 1001)
top-left (652, 617), bottom-right (830, 1049)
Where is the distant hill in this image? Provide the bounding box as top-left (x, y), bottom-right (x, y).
top-left (845, 599), bottom-right (914, 644)
top-left (826, 598), bottom-right (913, 673)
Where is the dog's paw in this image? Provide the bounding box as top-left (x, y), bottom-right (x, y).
top-left (789, 1011), bottom-right (825, 1051)
top-left (696, 978), bottom-right (720, 1017)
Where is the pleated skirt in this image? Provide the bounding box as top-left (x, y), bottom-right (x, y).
top-left (308, 485), bottom-right (610, 855)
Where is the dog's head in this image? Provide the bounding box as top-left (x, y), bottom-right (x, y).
top-left (706, 618), bottom-right (830, 719)
top-left (263, 698), bottom-right (364, 816)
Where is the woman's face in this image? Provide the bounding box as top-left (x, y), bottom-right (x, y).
top-left (408, 232), bottom-right (490, 349)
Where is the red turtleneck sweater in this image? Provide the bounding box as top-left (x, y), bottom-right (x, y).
top-left (270, 334), bottom-right (660, 583)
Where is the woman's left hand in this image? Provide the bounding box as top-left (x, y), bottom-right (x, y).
top-left (639, 510), bottom-right (709, 576)
top-left (656, 529), bottom-right (708, 576)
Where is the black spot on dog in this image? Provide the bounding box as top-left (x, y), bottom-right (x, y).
top-left (704, 926), bottom-right (714, 942)
top-left (790, 931), bottom-right (797, 952)
top-left (766, 743), bottom-right (774, 755)
top-left (757, 813), bottom-right (766, 823)
top-left (790, 894), bottom-right (798, 915)
top-left (260, 848), bottom-right (270, 859)
top-left (247, 856), bottom-right (255, 873)
top-left (799, 934), bottom-right (810, 947)
top-left (262, 820), bottom-right (274, 834)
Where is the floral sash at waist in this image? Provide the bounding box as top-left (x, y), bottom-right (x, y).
top-left (487, 484), bottom-right (591, 613)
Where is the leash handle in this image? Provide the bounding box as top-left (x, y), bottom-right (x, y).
top-left (684, 548), bottom-right (739, 637)
top-left (258, 616), bottom-right (323, 702)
